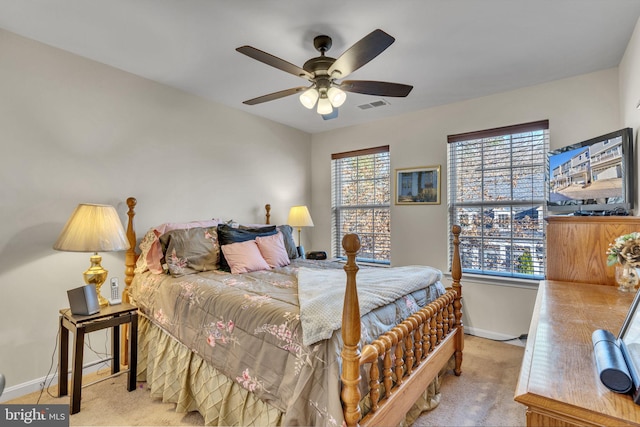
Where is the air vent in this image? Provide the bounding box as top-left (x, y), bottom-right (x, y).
top-left (357, 99), bottom-right (390, 110)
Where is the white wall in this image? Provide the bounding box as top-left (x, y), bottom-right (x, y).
top-left (310, 68), bottom-right (622, 340)
top-left (620, 17), bottom-right (640, 211)
top-left (0, 29), bottom-right (311, 396)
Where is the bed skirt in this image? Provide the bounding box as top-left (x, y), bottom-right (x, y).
top-left (136, 315), bottom-right (445, 426)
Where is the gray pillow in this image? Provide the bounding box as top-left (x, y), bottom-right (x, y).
top-left (278, 225), bottom-right (299, 259)
top-left (160, 227), bottom-right (220, 277)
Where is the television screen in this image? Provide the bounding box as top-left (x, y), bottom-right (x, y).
top-left (547, 128), bottom-right (634, 214)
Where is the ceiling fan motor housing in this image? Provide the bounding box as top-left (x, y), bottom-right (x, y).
top-left (303, 35), bottom-right (341, 81)
top-left (313, 35), bottom-right (332, 53)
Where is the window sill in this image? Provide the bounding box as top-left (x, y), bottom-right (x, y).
top-left (444, 271), bottom-right (540, 290)
top-left (332, 258), bottom-right (390, 268)
top-left (358, 261), bottom-right (390, 268)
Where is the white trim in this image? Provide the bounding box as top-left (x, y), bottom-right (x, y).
top-left (0, 359), bottom-right (109, 403)
top-left (465, 327), bottom-right (526, 347)
top-left (445, 271), bottom-right (539, 289)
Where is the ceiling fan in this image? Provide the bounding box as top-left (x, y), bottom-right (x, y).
top-left (236, 29), bottom-right (413, 119)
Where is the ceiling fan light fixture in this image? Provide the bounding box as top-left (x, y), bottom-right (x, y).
top-left (299, 88), bottom-right (319, 109)
top-left (317, 96), bottom-right (333, 115)
top-left (327, 87), bottom-right (346, 108)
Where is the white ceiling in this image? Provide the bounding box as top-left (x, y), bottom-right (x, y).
top-left (1, 1), bottom-right (640, 134)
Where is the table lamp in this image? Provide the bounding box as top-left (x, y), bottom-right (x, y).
top-left (287, 205), bottom-right (314, 258)
top-left (54, 203), bottom-right (130, 307)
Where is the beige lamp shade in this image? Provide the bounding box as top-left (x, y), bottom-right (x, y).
top-left (53, 204), bottom-right (130, 252)
top-left (288, 206), bottom-right (314, 256)
top-left (287, 205), bottom-right (314, 228)
top-left (54, 203), bottom-right (130, 307)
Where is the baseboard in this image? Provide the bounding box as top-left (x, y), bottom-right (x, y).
top-left (465, 326), bottom-right (527, 347)
top-left (0, 360), bottom-right (108, 403)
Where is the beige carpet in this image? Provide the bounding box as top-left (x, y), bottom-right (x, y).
top-left (6, 335), bottom-right (525, 426)
top-left (412, 335), bottom-right (526, 427)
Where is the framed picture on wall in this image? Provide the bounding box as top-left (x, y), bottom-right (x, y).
top-left (395, 165), bottom-right (441, 205)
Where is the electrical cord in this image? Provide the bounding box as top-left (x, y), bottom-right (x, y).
top-left (465, 331), bottom-right (527, 342)
top-left (37, 327), bottom-right (60, 403)
top-left (37, 316), bottom-right (117, 403)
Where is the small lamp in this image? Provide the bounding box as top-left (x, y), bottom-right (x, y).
top-left (287, 205), bottom-right (314, 258)
top-left (54, 203), bottom-right (130, 307)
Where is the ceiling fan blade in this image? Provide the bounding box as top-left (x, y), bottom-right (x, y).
top-left (322, 108), bottom-right (339, 120)
top-left (328, 29), bottom-right (395, 78)
top-left (340, 80), bottom-right (413, 97)
top-left (242, 87), bottom-right (308, 105)
top-left (236, 46), bottom-right (313, 80)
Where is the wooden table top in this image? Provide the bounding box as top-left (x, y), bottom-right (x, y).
top-left (515, 280), bottom-right (640, 425)
top-left (59, 302), bottom-right (137, 323)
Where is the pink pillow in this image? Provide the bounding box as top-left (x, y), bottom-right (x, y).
top-left (220, 240), bottom-right (271, 274)
top-left (255, 232), bottom-right (290, 268)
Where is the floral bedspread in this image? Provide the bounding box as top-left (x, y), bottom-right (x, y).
top-left (130, 259), bottom-right (445, 426)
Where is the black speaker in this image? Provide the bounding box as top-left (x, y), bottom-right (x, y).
top-left (306, 251), bottom-right (327, 260)
top-left (67, 284), bottom-right (100, 315)
top-left (592, 329), bottom-right (633, 393)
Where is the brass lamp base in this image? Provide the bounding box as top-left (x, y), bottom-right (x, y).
top-left (84, 253), bottom-right (109, 307)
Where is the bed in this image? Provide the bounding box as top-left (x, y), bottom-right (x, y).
top-left (121, 197), bottom-right (463, 426)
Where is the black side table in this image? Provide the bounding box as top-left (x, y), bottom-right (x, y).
top-left (58, 302), bottom-right (138, 414)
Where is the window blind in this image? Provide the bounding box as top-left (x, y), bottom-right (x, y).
top-left (331, 146), bottom-right (391, 263)
top-left (448, 121), bottom-right (549, 279)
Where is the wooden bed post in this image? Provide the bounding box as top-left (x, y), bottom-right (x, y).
top-left (122, 197), bottom-right (137, 366)
top-left (265, 204), bottom-right (271, 225)
top-left (124, 197), bottom-right (137, 304)
top-left (341, 233), bottom-right (362, 427)
top-left (349, 225), bottom-right (464, 427)
top-left (451, 224), bottom-right (463, 375)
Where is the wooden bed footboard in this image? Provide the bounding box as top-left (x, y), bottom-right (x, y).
top-left (122, 197), bottom-right (463, 426)
top-left (341, 226), bottom-right (463, 427)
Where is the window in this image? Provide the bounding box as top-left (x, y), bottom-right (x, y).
top-left (448, 121), bottom-right (549, 280)
top-left (331, 146), bottom-right (390, 264)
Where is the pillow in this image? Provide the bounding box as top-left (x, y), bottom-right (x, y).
top-left (220, 240), bottom-right (271, 274)
top-left (217, 224), bottom-right (277, 272)
top-left (238, 223), bottom-right (272, 229)
top-left (277, 225), bottom-right (298, 259)
top-left (134, 228), bottom-right (158, 274)
top-left (141, 219), bottom-right (221, 274)
top-left (256, 232), bottom-right (291, 268)
top-left (159, 226), bottom-right (220, 277)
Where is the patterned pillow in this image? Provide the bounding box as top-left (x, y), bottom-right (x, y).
top-left (159, 227), bottom-right (220, 277)
top-left (134, 228), bottom-right (157, 274)
top-left (134, 219), bottom-right (221, 274)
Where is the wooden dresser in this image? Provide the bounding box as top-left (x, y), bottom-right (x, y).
top-left (546, 216), bottom-right (640, 285)
top-left (514, 280), bottom-right (640, 426)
